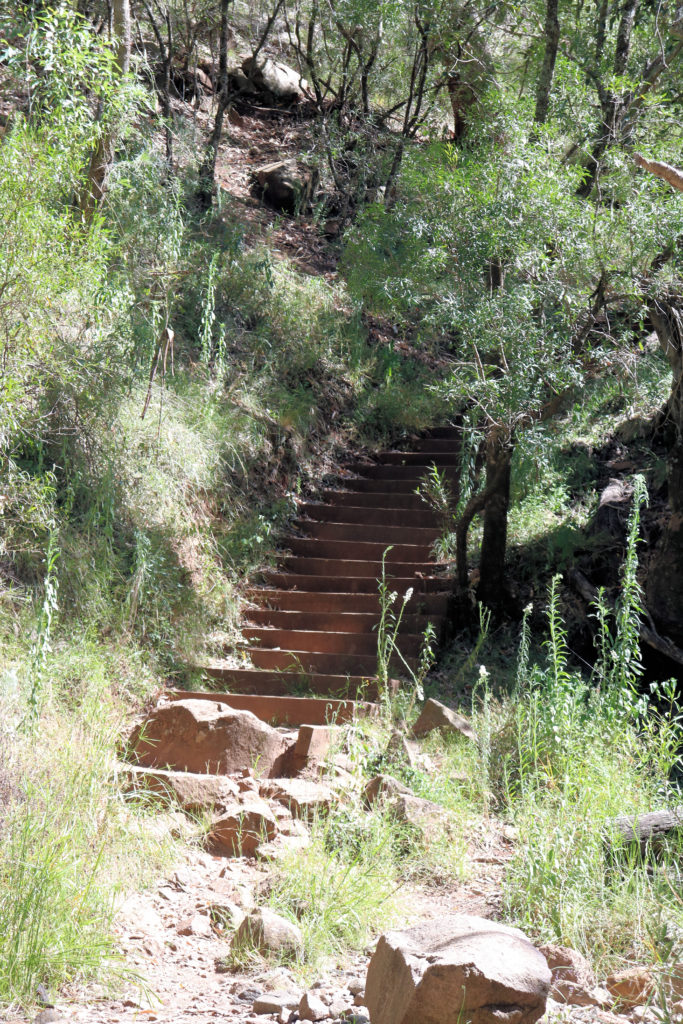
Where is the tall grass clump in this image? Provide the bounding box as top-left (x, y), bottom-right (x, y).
top-left (261, 804), bottom-right (403, 975)
top-left (491, 477), bottom-right (683, 971)
top-left (0, 644), bottom-right (178, 1005)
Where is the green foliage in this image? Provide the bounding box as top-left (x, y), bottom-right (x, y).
top-left (262, 806), bottom-right (402, 974)
top-left (483, 518), bottom-right (683, 970)
top-left (0, 641), bottom-right (177, 1004)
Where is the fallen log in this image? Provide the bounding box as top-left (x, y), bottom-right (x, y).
top-left (568, 568), bottom-right (683, 669)
top-left (606, 808), bottom-right (683, 853)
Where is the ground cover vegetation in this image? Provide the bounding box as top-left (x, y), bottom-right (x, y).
top-left (0, 0), bottom-right (682, 1012)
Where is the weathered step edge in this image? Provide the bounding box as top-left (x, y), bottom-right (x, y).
top-left (164, 689), bottom-right (379, 726)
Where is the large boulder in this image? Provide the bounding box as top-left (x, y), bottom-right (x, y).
top-left (209, 796), bottom-right (278, 856)
top-left (412, 698), bottom-right (475, 741)
top-left (252, 160), bottom-right (318, 215)
top-left (127, 699), bottom-right (292, 777)
top-left (242, 56), bottom-right (311, 104)
top-left (388, 793), bottom-right (449, 843)
top-left (365, 915), bottom-right (551, 1024)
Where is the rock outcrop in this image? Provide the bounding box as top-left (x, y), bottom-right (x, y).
top-left (123, 764), bottom-right (239, 813)
top-left (412, 698), bottom-right (475, 741)
top-left (363, 773), bottom-right (412, 807)
top-left (127, 698), bottom-right (293, 777)
top-left (242, 56), bottom-right (311, 104)
top-left (252, 160), bottom-right (317, 215)
top-left (365, 915), bottom-right (551, 1024)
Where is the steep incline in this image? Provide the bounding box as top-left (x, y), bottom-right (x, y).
top-left (204, 427), bottom-right (459, 698)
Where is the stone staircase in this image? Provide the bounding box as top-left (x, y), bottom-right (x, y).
top-left (203, 426), bottom-right (459, 702)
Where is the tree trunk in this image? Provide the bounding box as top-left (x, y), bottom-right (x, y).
top-left (646, 293), bottom-right (683, 642)
top-left (477, 429), bottom-right (513, 607)
top-left (635, 153), bottom-right (683, 192)
top-left (143, 1), bottom-right (174, 168)
top-left (576, 0), bottom-right (639, 197)
top-left (606, 808), bottom-right (683, 854)
top-left (80, 0), bottom-right (131, 221)
top-left (534, 0), bottom-right (560, 125)
top-left (196, 0), bottom-right (231, 210)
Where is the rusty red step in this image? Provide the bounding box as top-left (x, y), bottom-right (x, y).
top-left (422, 426), bottom-right (461, 438)
top-left (166, 690), bottom-right (375, 726)
top-left (245, 609), bottom-right (434, 635)
top-left (203, 667), bottom-right (385, 700)
top-left (245, 647), bottom-right (418, 675)
top-left (283, 537), bottom-right (434, 562)
top-left (412, 438), bottom-right (459, 452)
top-left (298, 503), bottom-right (440, 529)
top-left (260, 571), bottom-right (450, 594)
top-left (337, 477), bottom-right (458, 495)
top-left (322, 490), bottom-right (431, 509)
top-left (242, 627), bottom-right (424, 658)
top-left (247, 589), bottom-right (450, 615)
top-left (347, 463), bottom-right (459, 481)
top-left (377, 451), bottom-right (459, 466)
top-left (282, 556), bottom-right (443, 579)
top-left (293, 520), bottom-right (440, 545)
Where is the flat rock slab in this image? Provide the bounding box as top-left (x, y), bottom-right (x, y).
top-left (260, 777), bottom-right (335, 818)
top-left (122, 764), bottom-right (239, 813)
top-left (365, 914), bottom-right (551, 1024)
top-left (128, 699), bottom-right (292, 777)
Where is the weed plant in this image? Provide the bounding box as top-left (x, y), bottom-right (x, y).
top-left (0, 640), bottom-right (178, 1005)
top-left (482, 482), bottom-right (683, 974)
top-left (263, 806), bottom-right (403, 976)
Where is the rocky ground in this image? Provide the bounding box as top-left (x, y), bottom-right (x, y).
top-left (4, 694), bottom-right (677, 1024)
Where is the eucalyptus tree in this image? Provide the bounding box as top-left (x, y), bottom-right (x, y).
top-left (343, 102), bottom-right (681, 608)
top-left (79, 0), bottom-right (132, 220)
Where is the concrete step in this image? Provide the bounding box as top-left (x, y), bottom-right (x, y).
top-left (322, 490), bottom-right (430, 510)
top-left (245, 608), bottom-right (436, 634)
top-left (377, 451), bottom-right (459, 466)
top-left (245, 647), bottom-right (418, 675)
top-left (202, 666), bottom-right (385, 700)
top-left (297, 503), bottom-right (440, 529)
top-left (247, 588), bottom-right (450, 615)
top-left (283, 537), bottom-right (434, 562)
top-left (347, 463), bottom-right (459, 481)
top-left (260, 571), bottom-right (450, 594)
top-left (282, 555), bottom-right (443, 579)
top-left (293, 520), bottom-right (440, 545)
top-left (242, 627), bottom-right (424, 657)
